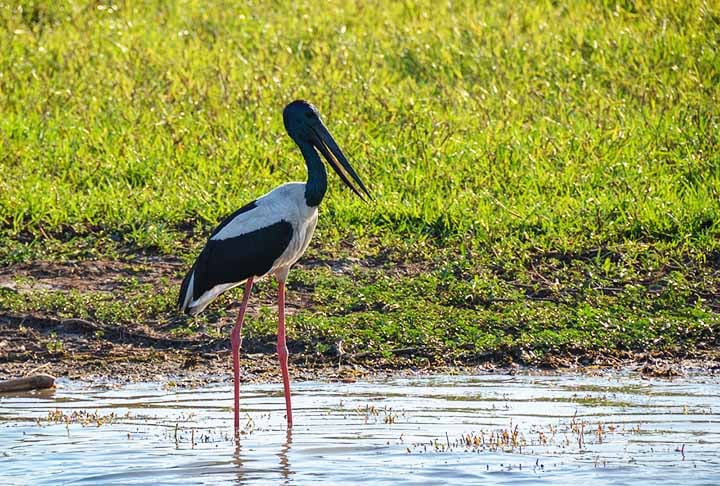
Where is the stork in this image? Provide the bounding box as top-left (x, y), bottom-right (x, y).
top-left (178, 100), bottom-right (371, 430)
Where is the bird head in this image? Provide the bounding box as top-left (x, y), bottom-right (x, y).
top-left (283, 100), bottom-right (371, 201)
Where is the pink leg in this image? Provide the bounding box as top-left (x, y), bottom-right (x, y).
top-left (231, 277), bottom-right (254, 431)
top-left (277, 280), bottom-right (293, 427)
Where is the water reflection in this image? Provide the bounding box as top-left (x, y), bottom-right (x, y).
top-left (278, 429), bottom-right (293, 484)
top-left (232, 433), bottom-right (245, 485)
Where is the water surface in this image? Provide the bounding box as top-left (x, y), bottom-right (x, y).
top-left (1, 373), bottom-right (718, 484)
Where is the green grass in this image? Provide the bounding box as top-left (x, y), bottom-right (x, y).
top-left (0, 0), bottom-right (719, 364)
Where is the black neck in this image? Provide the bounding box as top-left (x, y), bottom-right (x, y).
top-left (299, 141), bottom-right (327, 207)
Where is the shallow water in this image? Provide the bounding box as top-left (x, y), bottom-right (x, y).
top-left (1, 372), bottom-right (718, 485)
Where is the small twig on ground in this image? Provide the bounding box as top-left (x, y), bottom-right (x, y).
top-left (26, 363), bottom-right (52, 376)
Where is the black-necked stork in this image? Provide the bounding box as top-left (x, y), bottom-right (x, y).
top-left (178, 100), bottom-right (370, 430)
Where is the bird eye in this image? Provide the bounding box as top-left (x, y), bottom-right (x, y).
top-left (304, 112), bottom-right (316, 119)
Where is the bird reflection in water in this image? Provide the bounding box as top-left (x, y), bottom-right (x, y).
top-left (232, 428), bottom-right (294, 484)
top-left (232, 432), bottom-right (245, 485)
top-left (278, 429), bottom-right (293, 484)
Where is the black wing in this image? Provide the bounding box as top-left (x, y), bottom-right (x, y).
top-left (178, 200), bottom-right (260, 311)
top-left (178, 217), bottom-right (293, 313)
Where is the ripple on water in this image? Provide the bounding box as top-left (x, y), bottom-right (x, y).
top-left (0, 373), bottom-right (718, 485)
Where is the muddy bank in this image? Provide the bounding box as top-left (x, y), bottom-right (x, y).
top-left (1, 258), bottom-right (719, 384)
top-left (0, 312), bottom-right (358, 384)
top-left (1, 311), bottom-right (719, 385)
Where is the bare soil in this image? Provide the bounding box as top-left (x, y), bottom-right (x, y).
top-left (1, 259), bottom-right (719, 384)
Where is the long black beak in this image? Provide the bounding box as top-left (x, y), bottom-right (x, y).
top-left (311, 123), bottom-right (372, 202)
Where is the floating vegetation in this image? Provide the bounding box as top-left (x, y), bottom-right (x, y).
top-left (354, 404), bottom-right (405, 425)
top-left (407, 416), bottom-right (644, 455)
top-left (165, 424), bottom-right (235, 448)
top-left (43, 409), bottom-right (123, 427)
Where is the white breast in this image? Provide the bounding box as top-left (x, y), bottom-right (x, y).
top-left (267, 183), bottom-right (318, 281)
